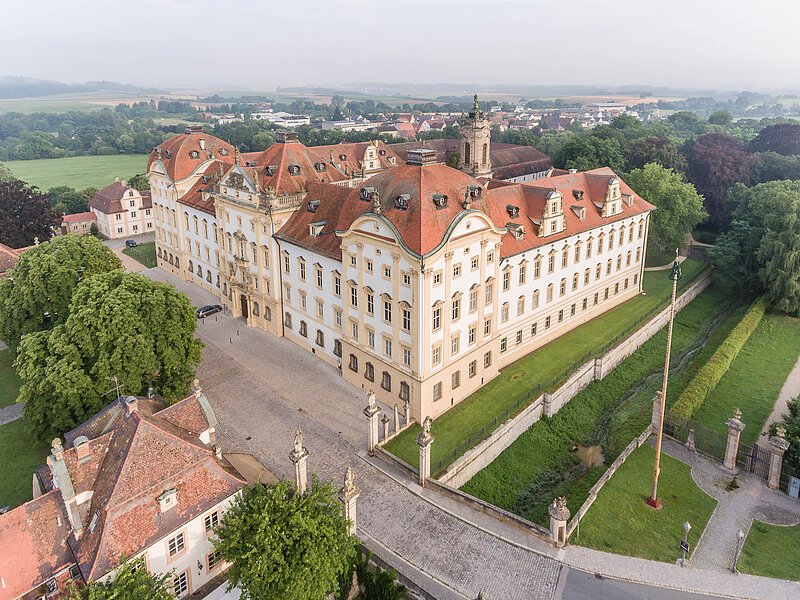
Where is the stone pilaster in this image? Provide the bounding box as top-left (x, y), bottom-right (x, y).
top-left (723, 409), bottom-right (745, 473)
top-left (393, 403), bottom-right (400, 434)
top-left (768, 426), bottom-right (790, 491)
top-left (289, 429), bottom-right (309, 495)
top-left (417, 416), bottom-right (434, 487)
top-left (381, 414), bottom-right (390, 441)
top-left (403, 398), bottom-right (411, 426)
top-left (548, 497), bottom-right (570, 548)
top-left (364, 392), bottom-right (381, 455)
top-left (338, 466), bottom-right (360, 537)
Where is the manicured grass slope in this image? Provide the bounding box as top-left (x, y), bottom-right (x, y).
top-left (122, 241), bottom-right (157, 268)
top-left (0, 420), bottom-right (48, 509)
top-left (574, 445), bottom-right (717, 562)
top-left (0, 349), bottom-right (21, 409)
top-left (385, 259), bottom-right (706, 469)
top-left (739, 521), bottom-right (800, 581)
top-left (460, 276), bottom-right (738, 523)
top-left (4, 154), bottom-right (148, 190)
top-left (693, 312), bottom-right (800, 444)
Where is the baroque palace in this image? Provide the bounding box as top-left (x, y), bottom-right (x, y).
top-left (148, 99), bottom-right (654, 422)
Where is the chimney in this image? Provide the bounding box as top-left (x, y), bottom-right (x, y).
top-left (47, 438), bottom-right (83, 535)
top-left (199, 138), bottom-right (206, 150)
top-left (124, 396), bottom-right (138, 416)
top-left (51, 438), bottom-right (64, 461)
top-left (74, 436), bottom-right (91, 462)
top-left (568, 168), bottom-right (577, 175)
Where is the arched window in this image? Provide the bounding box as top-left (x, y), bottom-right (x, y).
top-left (203, 219), bottom-right (208, 238)
top-left (169, 253), bottom-right (174, 265)
top-left (482, 143), bottom-right (488, 165)
top-left (284, 312), bottom-right (292, 329)
top-left (559, 278), bottom-right (566, 296)
top-left (316, 329), bottom-right (324, 347)
top-left (464, 142), bottom-right (471, 165)
top-left (546, 284), bottom-right (554, 302)
top-left (193, 215), bottom-right (198, 233)
top-left (399, 381), bottom-right (410, 401)
top-left (253, 302), bottom-right (260, 316)
top-left (265, 306), bottom-right (272, 321)
top-left (349, 354), bottom-right (358, 372)
top-left (333, 339), bottom-right (342, 357)
top-left (381, 371), bottom-right (392, 392)
top-left (300, 321), bottom-right (307, 337)
top-left (572, 273), bottom-right (579, 290)
top-left (365, 362), bottom-right (374, 382)
top-left (207, 271), bottom-right (212, 283)
top-left (174, 257), bottom-right (179, 268)
top-left (188, 260), bottom-right (194, 273)
top-left (157, 247), bottom-right (162, 258)
top-left (532, 289), bottom-right (540, 308)
top-left (517, 296), bottom-right (525, 316)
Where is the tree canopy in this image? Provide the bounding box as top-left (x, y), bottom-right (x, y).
top-left (686, 133), bottom-right (752, 228)
top-left (18, 270), bottom-right (202, 442)
top-left (748, 123), bottom-right (800, 156)
top-left (771, 398), bottom-right (800, 472)
top-left (0, 179), bottom-right (60, 247)
top-left (48, 185), bottom-right (94, 216)
top-left (750, 151), bottom-right (800, 184)
top-left (554, 135), bottom-right (625, 172)
top-left (0, 235), bottom-right (121, 348)
top-left (215, 479), bottom-right (357, 600)
top-left (624, 136), bottom-right (687, 173)
top-left (627, 163), bottom-right (707, 251)
top-left (69, 558), bottom-right (172, 600)
top-left (710, 180), bottom-right (800, 315)
top-left (126, 173), bottom-right (150, 192)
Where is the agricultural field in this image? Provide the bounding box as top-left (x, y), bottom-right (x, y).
top-left (4, 154), bottom-right (149, 190)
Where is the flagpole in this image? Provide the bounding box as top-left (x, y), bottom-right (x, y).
top-left (647, 249), bottom-right (682, 509)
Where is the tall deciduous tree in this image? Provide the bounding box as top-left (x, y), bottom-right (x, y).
top-left (750, 151), bottom-right (800, 184)
top-left (555, 136), bottom-right (625, 172)
top-left (69, 558), bottom-right (172, 600)
top-left (625, 137), bottom-right (687, 173)
top-left (126, 174), bottom-right (150, 192)
top-left (48, 186), bottom-right (90, 215)
top-left (18, 271), bottom-right (202, 441)
top-left (686, 133), bottom-right (753, 228)
top-left (627, 164), bottom-right (707, 251)
top-left (0, 235), bottom-right (121, 348)
top-left (710, 180), bottom-right (800, 315)
top-left (215, 479), bottom-right (357, 600)
top-left (748, 123), bottom-right (800, 156)
top-left (0, 179), bottom-right (60, 247)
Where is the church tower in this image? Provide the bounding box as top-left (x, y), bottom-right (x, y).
top-left (459, 94), bottom-right (493, 178)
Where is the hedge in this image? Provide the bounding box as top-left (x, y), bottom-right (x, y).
top-left (670, 297), bottom-right (767, 419)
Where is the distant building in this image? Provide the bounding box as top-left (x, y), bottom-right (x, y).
top-left (89, 180), bottom-right (153, 239)
top-left (0, 243), bottom-right (23, 277)
top-left (0, 386), bottom-right (245, 599)
top-left (59, 211), bottom-right (97, 236)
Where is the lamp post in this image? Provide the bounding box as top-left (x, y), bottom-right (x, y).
top-left (732, 528), bottom-right (745, 574)
top-left (647, 249), bottom-right (682, 509)
top-left (681, 521), bottom-right (691, 566)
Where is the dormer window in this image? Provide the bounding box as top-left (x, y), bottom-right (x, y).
top-left (314, 162), bottom-right (326, 172)
top-left (506, 205), bottom-right (520, 218)
top-left (507, 223), bottom-right (525, 240)
top-left (288, 164), bottom-right (301, 175)
top-left (266, 165), bottom-right (277, 176)
top-left (432, 194), bottom-right (448, 209)
top-left (468, 185), bottom-right (482, 199)
top-left (339, 153), bottom-right (347, 160)
top-left (219, 148), bottom-right (229, 156)
top-left (164, 150), bottom-right (173, 158)
top-left (307, 200), bottom-right (320, 213)
top-left (189, 150), bottom-right (200, 159)
top-left (309, 220), bottom-right (327, 238)
top-left (395, 193), bottom-right (410, 210)
top-left (158, 488), bottom-right (178, 513)
top-left (572, 189), bottom-right (584, 201)
top-left (622, 193), bottom-right (634, 207)
top-left (360, 186), bottom-right (375, 201)
top-left (379, 149), bottom-right (386, 156)
top-left (388, 157), bottom-right (396, 165)
top-left (571, 205), bottom-right (587, 221)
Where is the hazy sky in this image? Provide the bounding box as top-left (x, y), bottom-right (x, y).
top-left (3, 0), bottom-right (798, 92)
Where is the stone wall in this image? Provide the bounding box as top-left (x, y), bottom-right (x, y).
top-left (436, 269), bottom-right (712, 489)
top-left (565, 427), bottom-right (653, 539)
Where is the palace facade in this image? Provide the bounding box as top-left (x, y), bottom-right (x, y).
top-left (148, 102), bottom-right (653, 422)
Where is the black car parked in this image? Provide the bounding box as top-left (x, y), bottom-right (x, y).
top-left (196, 304), bottom-right (223, 318)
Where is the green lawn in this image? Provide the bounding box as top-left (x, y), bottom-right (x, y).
top-left (0, 349), bottom-right (21, 409)
top-left (574, 445), bottom-right (717, 562)
top-left (461, 275), bottom-right (741, 524)
top-left (645, 247), bottom-right (677, 268)
top-left (385, 259), bottom-right (708, 470)
top-left (738, 521), bottom-right (800, 580)
top-left (122, 241), bottom-right (157, 268)
top-left (693, 313), bottom-right (800, 445)
top-left (3, 154), bottom-right (149, 190)
top-left (0, 420), bottom-right (49, 509)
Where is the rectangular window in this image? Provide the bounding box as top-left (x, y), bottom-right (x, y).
top-left (402, 308), bottom-right (411, 332)
top-left (432, 345), bottom-right (441, 365)
top-left (452, 298), bottom-right (460, 321)
top-left (433, 382), bottom-right (442, 400)
top-left (173, 572), bottom-right (189, 597)
top-left (598, 236), bottom-right (604, 254)
top-left (352, 321), bottom-right (359, 339)
top-left (471, 256), bottom-right (479, 270)
top-left (317, 300), bottom-right (324, 318)
top-left (501, 304), bottom-right (509, 322)
top-left (483, 351), bottom-right (492, 368)
top-left (334, 275), bottom-right (341, 296)
top-left (534, 258), bottom-right (541, 279)
top-left (531, 322), bottom-right (538, 336)
top-left (515, 329), bottom-right (523, 345)
top-left (384, 338), bottom-right (392, 357)
top-left (366, 259), bottom-right (373, 273)
top-left (485, 282), bottom-right (493, 305)
top-left (316, 268), bottom-right (323, 288)
top-left (452, 370), bottom-right (461, 389)
top-left (403, 347), bottom-right (411, 367)
top-left (469, 288), bottom-right (478, 312)
top-left (484, 318), bottom-right (491, 336)
top-left (351, 287), bottom-right (358, 308)
top-left (402, 273), bottom-right (411, 285)
top-left (468, 325), bottom-right (476, 345)
top-left (469, 360), bottom-right (477, 378)
top-left (562, 249), bottom-right (568, 268)
top-left (383, 265), bottom-right (391, 279)
top-left (284, 254), bottom-right (290, 274)
top-left (208, 550), bottom-right (223, 570)
top-left (487, 251), bottom-right (494, 263)
top-left (433, 271), bottom-right (442, 285)
top-left (587, 239), bottom-right (593, 258)
top-left (451, 336), bottom-right (459, 355)
top-left (367, 292), bottom-right (374, 315)
top-left (582, 298), bottom-right (588, 310)
top-left (519, 264), bottom-right (526, 285)
top-left (368, 329), bottom-right (375, 348)
top-left (453, 263), bottom-right (461, 278)
top-left (204, 511), bottom-right (219, 533)
top-left (335, 308), bottom-right (342, 328)
top-left (558, 309), bottom-right (564, 322)
top-left (351, 255), bottom-right (357, 266)
top-left (500, 337), bottom-right (508, 353)
top-left (300, 291), bottom-right (307, 309)
top-left (548, 253), bottom-right (555, 273)
top-left (383, 299), bottom-right (392, 323)
top-left (502, 270), bottom-right (510, 291)
top-left (168, 532), bottom-right (185, 557)
top-left (545, 316), bottom-right (551, 329)
top-left (433, 306), bottom-right (441, 330)
top-left (570, 303), bottom-right (576, 316)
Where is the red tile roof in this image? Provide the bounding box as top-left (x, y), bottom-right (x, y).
top-left (62, 211), bottom-right (97, 224)
top-left (177, 162), bottom-right (224, 216)
top-left (148, 132), bottom-right (236, 182)
top-left (0, 492), bottom-right (74, 599)
top-left (89, 181), bottom-right (130, 214)
top-left (277, 165), bottom-right (654, 260)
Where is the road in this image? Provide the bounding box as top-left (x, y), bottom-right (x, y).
top-left (560, 568), bottom-right (725, 600)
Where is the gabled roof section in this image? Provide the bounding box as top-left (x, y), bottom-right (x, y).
top-left (179, 160), bottom-right (227, 216)
top-left (252, 139), bottom-right (349, 197)
top-left (148, 131), bottom-right (236, 182)
top-left (89, 181), bottom-right (133, 214)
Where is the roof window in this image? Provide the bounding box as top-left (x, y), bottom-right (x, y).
top-left (507, 223), bottom-right (525, 240)
top-left (506, 205), bottom-right (520, 218)
top-left (432, 194), bottom-right (448, 209)
top-left (189, 150), bottom-right (200, 159)
top-left (395, 194), bottom-right (411, 210)
top-left (360, 186), bottom-right (376, 201)
top-left (266, 165), bottom-right (277, 176)
top-left (468, 184), bottom-right (482, 199)
top-left (307, 200), bottom-right (320, 213)
top-left (157, 488), bottom-right (178, 513)
top-left (288, 164), bottom-right (301, 175)
top-left (572, 189), bottom-right (584, 200)
top-left (309, 220), bottom-right (327, 238)
top-left (314, 162), bottom-right (326, 172)
top-left (219, 148), bottom-right (229, 156)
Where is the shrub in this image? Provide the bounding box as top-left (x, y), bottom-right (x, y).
top-left (670, 297), bottom-right (767, 419)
